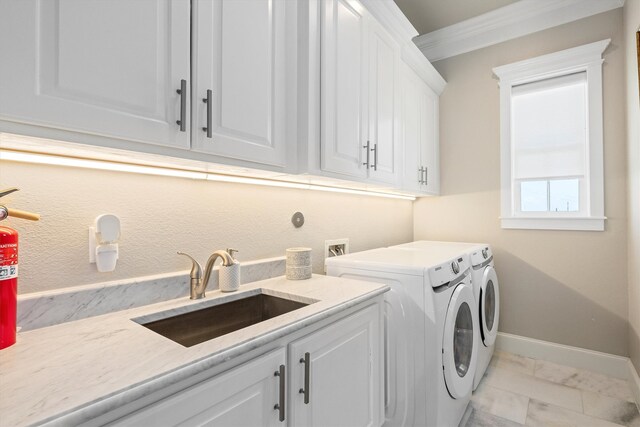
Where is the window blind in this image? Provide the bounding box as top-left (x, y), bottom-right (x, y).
top-left (511, 72), bottom-right (587, 180)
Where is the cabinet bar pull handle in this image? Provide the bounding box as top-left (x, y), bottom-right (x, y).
top-left (176, 79), bottom-right (187, 132)
top-left (371, 144), bottom-right (378, 171)
top-left (274, 365), bottom-right (285, 422)
top-left (363, 141), bottom-right (370, 168)
top-left (202, 89), bottom-right (212, 138)
top-left (423, 166), bottom-right (428, 186)
top-left (418, 167), bottom-right (424, 184)
top-left (299, 352), bottom-right (310, 404)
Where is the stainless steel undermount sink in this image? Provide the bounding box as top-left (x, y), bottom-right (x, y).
top-left (137, 293), bottom-right (311, 347)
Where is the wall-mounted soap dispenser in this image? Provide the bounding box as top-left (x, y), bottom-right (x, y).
top-left (89, 214), bottom-right (121, 272)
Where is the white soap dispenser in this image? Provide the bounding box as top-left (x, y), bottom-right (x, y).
top-left (219, 248), bottom-right (240, 292)
top-left (89, 214), bottom-right (121, 273)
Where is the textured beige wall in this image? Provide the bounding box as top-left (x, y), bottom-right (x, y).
top-left (414, 9), bottom-right (629, 356)
top-left (0, 161), bottom-right (413, 294)
top-left (624, 0), bottom-right (640, 372)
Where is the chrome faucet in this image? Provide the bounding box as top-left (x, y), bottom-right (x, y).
top-left (177, 250), bottom-right (234, 299)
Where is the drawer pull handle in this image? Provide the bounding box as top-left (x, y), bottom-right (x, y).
top-left (274, 365), bottom-right (285, 422)
top-left (202, 89), bottom-right (212, 138)
top-left (363, 141), bottom-right (371, 168)
top-left (371, 143), bottom-right (378, 171)
top-left (176, 79), bottom-right (187, 132)
top-left (299, 352), bottom-right (310, 404)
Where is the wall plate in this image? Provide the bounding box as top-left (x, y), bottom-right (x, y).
top-left (324, 238), bottom-right (350, 272)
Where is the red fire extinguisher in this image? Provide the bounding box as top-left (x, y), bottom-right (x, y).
top-left (0, 188), bottom-right (40, 350)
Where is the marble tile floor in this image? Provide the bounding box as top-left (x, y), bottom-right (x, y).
top-left (463, 350), bottom-right (640, 427)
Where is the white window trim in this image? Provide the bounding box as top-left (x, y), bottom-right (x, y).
top-left (493, 39), bottom-right (610, 231)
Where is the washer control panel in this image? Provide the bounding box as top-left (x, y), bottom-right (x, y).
top-left (470, 246), bottom-right (493, 267)
top-left (429, 256), bottom-right (470, 288)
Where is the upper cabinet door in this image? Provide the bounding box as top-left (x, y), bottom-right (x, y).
top-left (192, 0), bottom-right (288, 168)
top-left (400, 64), bottom-right (423, 193)
top-left (0, 0), bottom-right (191, 149)
top-left (400, 62), bottom-right (440, 195)
top-left (320, 0), bottom-right (369, 179)
top-left (367, 21), bottom-right (400, 185)
top-left (420, 85), bottom-right (440, 195)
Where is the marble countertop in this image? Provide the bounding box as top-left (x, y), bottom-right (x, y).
top-left (0, 275), bottom-right (388, 426)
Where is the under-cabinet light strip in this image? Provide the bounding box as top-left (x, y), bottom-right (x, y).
top-left (0, 150), bottom-right (208, 180)
top-left (0, 150), bottom-right (416, 201)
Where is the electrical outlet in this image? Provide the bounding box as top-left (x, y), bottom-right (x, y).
top-left (324, 238), bottom-right (350, 272)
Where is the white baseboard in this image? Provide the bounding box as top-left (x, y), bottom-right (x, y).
top-left (496, 332), bottom-right (630, 380)
top-left (630, 360), bottom-right (640, 410)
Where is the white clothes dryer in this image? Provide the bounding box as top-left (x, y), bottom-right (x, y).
top-left (326, 247), bottom-right (479, 427)
top-left (467, 245), bottom-right (499, 390)
top-left (391, 241), bottom-right (500, 390)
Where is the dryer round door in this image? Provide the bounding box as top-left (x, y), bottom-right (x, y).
top-left (480, 266), bottom-right (500, 347)
top-left (442, 283), bottom-right (478, 399)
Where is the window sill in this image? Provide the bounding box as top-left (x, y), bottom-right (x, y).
top-left (500, 216), bottom-right (606, 231)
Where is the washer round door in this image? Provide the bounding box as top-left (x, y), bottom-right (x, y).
top-left (480, 266), bottom-right (500, 347)
top-left (442, 283), bottom-right (479, 399)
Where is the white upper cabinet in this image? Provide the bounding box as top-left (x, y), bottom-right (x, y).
top-left (191, 0), bottom-right (290, 168)
top-left (420, 85), bottom-right (440, 195)
top-left (0, 0), bottom-right (191, 149)
top-left (317, 0), bottom-right (400, 185)
top-left (320, 0), bottom-right (370, 179)
top-left (367, 20), bottom-right (400, 185)
top-left (400, 62), bottom-right (440, 195)
top-left (0, 0), bottom-right (444, 194)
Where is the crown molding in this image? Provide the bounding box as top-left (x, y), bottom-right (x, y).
top-left (414, 0), bottom-right (625, 62)
top-left (401, 44), bottom-right (447, 94)
top-left (360, 0), bottom-right (418, 42)
top-left (361, 0), bottom-right (446, 93)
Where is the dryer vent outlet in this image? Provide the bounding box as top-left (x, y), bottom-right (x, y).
top-left (324, 238), bottom-right (350, 272)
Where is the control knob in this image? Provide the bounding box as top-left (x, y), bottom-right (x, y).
top-left (451, 260), bottom-right (460, 275)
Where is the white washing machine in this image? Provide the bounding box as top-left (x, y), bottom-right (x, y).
top-left (392, 241), bottom-right (500, 390)
top-left (326, 247), bottom-right (479, 427)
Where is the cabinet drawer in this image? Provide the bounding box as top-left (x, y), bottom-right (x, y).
top-left (111, 348), bottom-right (285, 427)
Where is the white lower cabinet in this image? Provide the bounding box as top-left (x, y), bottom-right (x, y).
top-left (289, 304), bottom-right (382, 427)
top-left (108, 303), bottom-right (382, 427)
top-left (113, 348), bottom-right (286, 426)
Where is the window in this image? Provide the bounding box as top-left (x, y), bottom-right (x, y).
top-left (493, 40), bottom-right (610, 231)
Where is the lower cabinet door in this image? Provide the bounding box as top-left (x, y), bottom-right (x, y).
top-left (288, 304), bottom-right (382, 427)
top-left (112, 348), bottom-right (286, 427)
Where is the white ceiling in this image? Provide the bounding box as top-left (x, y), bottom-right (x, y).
top-left (393, 0), bottom-right (518, 34)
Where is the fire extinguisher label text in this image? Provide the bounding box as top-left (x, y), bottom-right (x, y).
top-left (0, 264), bottom-right (17, 281)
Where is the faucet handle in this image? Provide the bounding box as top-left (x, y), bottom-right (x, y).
top-left (226, 248), bottom-right (239, 259)
top-left (177, 252), bottom-right (202, 280)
